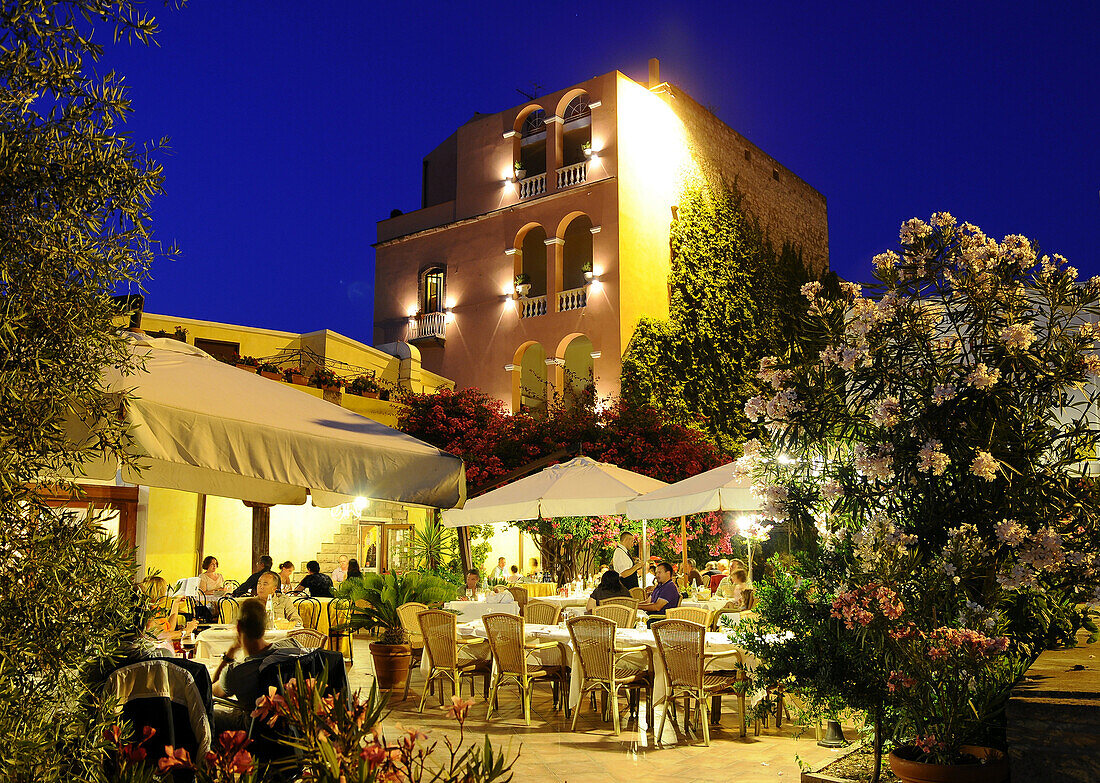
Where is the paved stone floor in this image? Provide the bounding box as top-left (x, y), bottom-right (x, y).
top-left (346, 639), bottom-right (852, 783)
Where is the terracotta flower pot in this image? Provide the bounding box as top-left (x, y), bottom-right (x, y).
top-left (290, 374), bottom-right (307, 385)
top-left (236, 364), bottom-right (258, 373)
top-left (363, 391), bottom-right (379, 399)
top-left (259, 371), bottom-right (282, 380)
top-left (889, 745), bottom-right (1008, 783)
top-left (369, 642), bottom-right (411, 693)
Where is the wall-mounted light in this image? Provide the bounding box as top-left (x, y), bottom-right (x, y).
top-left (504, 364), bottom-right (518, 372)
top-left (588, 278), bottom-right (603, 292)
top-left (406, 305), bottom-right (418, 318)
top-left (590, 351), bottom-right (602, 359)
top-left (444, 308), bottom-right (455, 324)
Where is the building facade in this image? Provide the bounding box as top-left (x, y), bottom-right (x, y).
top-left (374, 62), bottom-right (829, 412)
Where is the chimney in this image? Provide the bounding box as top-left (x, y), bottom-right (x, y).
top-left (648, 58), bottom-right (660, 88)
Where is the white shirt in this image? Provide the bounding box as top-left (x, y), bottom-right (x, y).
top-left (331, 566), bottom-right (347, 584)
top-left (645, 572), bottom-right (656, 587)
top-left (490, 565), bottom-right (506, 579)
top-left (612, 545), bottom-right (634, 577)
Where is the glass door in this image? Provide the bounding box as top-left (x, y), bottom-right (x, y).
top-left (384, 525), bottom-right (413, 575)
top-left (358, 523), bottom-right (382, 573)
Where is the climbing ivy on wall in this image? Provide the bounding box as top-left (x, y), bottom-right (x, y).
top-left (620, 180), bottom-right (821, 454)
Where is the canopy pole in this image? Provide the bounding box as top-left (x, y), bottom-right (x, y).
top-left (244, 501), bottom-right (271, 567)
top-left (641, 518), bottom-right (648, 600)
top-left (680, 515), bottom-right (688, 582)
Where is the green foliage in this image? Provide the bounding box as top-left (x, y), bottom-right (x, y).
top-left (409, 514), bottom-right (458, 572)
top-left (0, 2), bottom-right (176, 780)
top-left (620, 181), bottom-right (817, 453)
top-left (337, 572), bottom-right (458, 644)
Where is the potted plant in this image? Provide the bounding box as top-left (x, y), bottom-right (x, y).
top-left (284, 366), bottom-right (308, 385)
top-left (234, 355), bottom-right (259, 373)
top-left (582, 260), bottom-right (594, 281)
top-left (310, 368), bottom-right (344, 392)
top-left (348, 374), bottom-right (381, 399)
top-left (582, 140), bottom-right (593, 158)
top-left (336, 572), bottom-right (457, 692)
top-left (514, 272), bottom-right (531, 297)
top-left (258, 361), bottom-right (282, 380)
top-left (513, 160), bottom-right (526, 180)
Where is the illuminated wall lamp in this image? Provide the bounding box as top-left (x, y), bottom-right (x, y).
top-left (504, 364), bottom-right (518, 371)
top-left (444, 308), bottom-right (455, 324)
top-left (590, 351), bottom-right (601, 359)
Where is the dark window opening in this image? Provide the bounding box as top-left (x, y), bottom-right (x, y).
top-left (772, 169), bottom-right (780, 182)
top-left (744, 150), bottom-right (751, 162)
top-left (194, 338), bottom-right (240, 362)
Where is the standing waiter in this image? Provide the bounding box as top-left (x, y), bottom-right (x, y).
top-left (612, 531), bottom-right (642, 590)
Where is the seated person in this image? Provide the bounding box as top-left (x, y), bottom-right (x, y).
top-left (461, 569), bottom-right (482, 600)
top-left (719, 568), bottom-right (750, 607)
top-left (140, 575), bottom-right (199, 647)
top-left (255, 571), bottom-right (301, 626)
top-left (638, 562), bottom-right (680, 618)
top-left (296, 560), bottom-right (334, 598)
top-left (526, 558), bottom-right (540, 578)
top-left (585, 568), bottom-right (631, 614)
top-left (683, 559), bottom-right (705, 588)
top-left (232, 556), bottom-right (274, 597)
top-left (505, 565), bottom-right (521, 584)
top-left (211, 599), bottom-right (278, 730)
top-left (198, 555), bottom-right (226, 595)
top-left (490, 557), bottom-right (507, 580)
top-left (644, 564), bottom-right (657, 588)
top-left (277, 561), bottom-right (295, 593)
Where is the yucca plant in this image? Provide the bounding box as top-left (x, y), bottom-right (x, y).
top-left (337, 572), bottom-right (457, 645)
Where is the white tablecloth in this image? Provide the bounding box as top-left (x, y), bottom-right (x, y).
top-left (530, 594), bottom-right (590, 609)
top-left (195, 625), bottom-right (292, 657)
top-left (443, 601), bottom-right (520, 623)
top-left (451, 620), bottom-right (746, 742)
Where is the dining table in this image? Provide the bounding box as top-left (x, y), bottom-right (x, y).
top-left (194, 623), bottom-right (295, 658)
top-left (443, 600), bottom-right (520, 623)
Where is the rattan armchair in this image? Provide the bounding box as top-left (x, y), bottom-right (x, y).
top-left (566, 615), bottom-right (652, 736)
top-left (599, 597), bottom-right (640, 614)
top-left (505, 586), bottom-right (528, 614)
top-left (651, 619), bottom-right (746, 745)
top-left (593, 604), bottom-right (635, 629)
top-left (396, 602), bottom-right (429, 701)
top-left (327, 599), bottom-right (353, 661)
top-left (483, 613), bottom-right (570, 725)
top-left (416, 609), bottom-right (491, 713)
top-left (285, 628), bottom-right (328, 649)
top-left (628, 587), bottom-right (644, 600)
top-left (711, 609), bottom-right (741, 631)
top-left (666, 606), bottom-right (710, 626)
top-left (523, 600), bottom-right (562, 626)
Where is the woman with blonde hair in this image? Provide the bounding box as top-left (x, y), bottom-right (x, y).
top-left (141, 575), bottom-right (198, 643)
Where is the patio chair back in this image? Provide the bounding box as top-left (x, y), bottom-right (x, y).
top-left (217, 596), bottom-right (240, 624)
top-left (599, 597), bottom-right (639, 613)
top-left (285, 628), bottom-right (328, 649)
top-left (418, 609), bottom-right (460, 670)
top-left (523, 600), bottom-right (561, 625)
top-left (506, 586), bottom-right (528, 613)
top-left (711, 609), bottom-right (741, 631)
top-left (628, 587), bottom-right (644, 600)
top-left (593, 604), bottom-right (634, 629)
top-left (652, 618), bottom-right (706, 691)
top-left (483, 612), bottom-right (530, 678)
top-left (708, 573), bottom-right (726, 593)
top-left (222, 579), bottom-right (240, 594)
top-left (667, 606), bottom-right (709, 625)
top-left (397, 601), bottom-right (428, 648)
top-left (567, 615), bottom-right (617, 682)
top-left (741, 587), bottom-right (755, 611)
top-left (327, 598), bottom-right (353, 659)
top-left (294, 596), bottom-right (323, 631)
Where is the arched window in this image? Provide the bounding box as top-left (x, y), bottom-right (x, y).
top-left (420, 266), bottom-right (445, 313)
top-left (518, 342), bottom-right (547, 413)
top-left (521, 109), bottom-right (546, 137)
top-left (561, 94), bottom-right (592, 169)
top-left (561, 334), bottom-right (594, 410)
top-left (562, 215), bottom-right (593, 294)
top-left (517, 109), bottom-right (547, 177)
top-left (520, 227), bottom-right (547, 298)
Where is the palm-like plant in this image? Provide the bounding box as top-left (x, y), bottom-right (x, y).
top-left (339, 572), bottom-right (457, 645)
top-left (410, 515), bottom-right (458, 572)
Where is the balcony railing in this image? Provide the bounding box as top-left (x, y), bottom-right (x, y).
top-left (518, 173), bottom-right (546, 200)
top-left (556, 160), bottom-right (588, 190)
top-left (520, 295), bottom-right (547, 318)
top-left (558, 286), bottom-right (587, 312)
top-left (408, 311), bottom-right (446, 340)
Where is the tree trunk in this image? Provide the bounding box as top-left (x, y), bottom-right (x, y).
top-left (872, 710), bottom-right (882, 783)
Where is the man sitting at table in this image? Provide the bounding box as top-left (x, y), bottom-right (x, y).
top-left (462, 569), bottom-right (482, 599)
top-left (255, 571), bottom-right (301, 626)
top-left (232, 555), bottom-right (273, 597)
top-left (296, 560), bottom-right (334, 598)
top-left (638, 562), bottom-right (680, 618)
top-left (490, 557), bottom-right (507, 580)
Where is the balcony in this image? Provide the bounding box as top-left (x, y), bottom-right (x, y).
top-left (558, 286), bottom-right (587, 312)
top-left (518, 173), bottom-right (546, 200)
top-left (556, 160), bottom-right (588, 190)
top-left (520, 295), bottom-right (547, 318)
top-left (408, 311), bottom-right (446, 341)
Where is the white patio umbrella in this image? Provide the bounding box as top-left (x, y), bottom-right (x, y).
top-left (441, 456), bottom-right (666, 585)
top-left (66, 334), bottom-right (466, 509)
top-left (625, 461), bottom-right (760, 579)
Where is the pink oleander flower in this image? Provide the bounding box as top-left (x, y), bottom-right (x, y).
top-left (970, 450), bottom-right (998, 482)
top-left (744, 395), bottom-right (767, 421)
top-left (931, 383), bottom-right (957, 405)
top-left (870, 396), bottom-right (901, 428)
top-left (157, 746), bottom-right (193, 772)
top-left (886, 670), bottom-right (916, 693)
top-left (447, 695), bottom-right (476, 723)
top-left (800, 281), bottom-right (822, 301)
top-left (899, 217), bottom-right (932, 244)
top-left (1000, 321), bottom-right (1036, 351)
top-left (917, 439), bottom-right (949, 476)
top-left (966, 363), bottom-right (1000, 389)
top-left (994, 518), bottom-right (1027, 546)
top-left (873, 249), bottom-right (901, 271)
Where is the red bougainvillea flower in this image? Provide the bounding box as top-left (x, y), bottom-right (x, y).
top-left (157, 746), bottom-right (193, 772)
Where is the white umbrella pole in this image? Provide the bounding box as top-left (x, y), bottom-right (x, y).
top-left (680, 515), bottom-right (688, 582)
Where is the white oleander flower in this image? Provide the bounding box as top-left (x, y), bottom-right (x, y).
top-left (970, 450), bottom-right (998, 482)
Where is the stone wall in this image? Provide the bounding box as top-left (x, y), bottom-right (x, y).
top-left (1007, 631), bottom-right (1100, 782)
top-left (667, 85), bottom-right (830, 273)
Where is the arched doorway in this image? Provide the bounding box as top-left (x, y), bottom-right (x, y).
top-left (519, 225), bottom-right (548, 298)
top-left (516, 342), bottom-right (548, 413)
top-left (558, 334), bottom-right (594, 409)
top-left (561, 214), bottom-right (593, 294)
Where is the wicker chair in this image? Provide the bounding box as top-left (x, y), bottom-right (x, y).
top-left (505, 586), bottom-right (528, 615)
top-left (523, 600), bottom-right (562, 626)
top-left (327, 599), bottom-right (353, 661)
top-left (628, 587), bottom-right (644, 600)
top-left (667, 606), bottom-right (710, 626)
top-left (740, 587), bottom-right (755, 611)
top-left (217, 596), bottom-right (240, 624)
top-left (285, 628), bottom-right (328, 649)
top-left (483, 613), bottom-right (570, 725)
top-left (294, 597), bottom-right (323, 631)
top-left (417, 609), bottom-right (491, 713)
top-left (396, 602), bottom-right (429, 701)
top-left (651, 619), bottom-right (746, 745)
top-left (566, 615), bottom-right (652, 736)
top-left (711, 609), bottom-right (741, 632)
top-left (593, 604), bottom-right (635, 629)
top-left (600, 597), bottom-right (640, 614)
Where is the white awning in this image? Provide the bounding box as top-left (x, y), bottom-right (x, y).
top-left (625, 461), bottom-right (757, 519)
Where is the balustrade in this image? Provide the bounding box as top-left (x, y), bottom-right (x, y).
top-left (518, 173), bottom-right (546, 199)
top-left (408, 311), bottom-right (446, 340)
top-left (556, 160), bottom-right (588, 190)
top-left (520, 295), bottom-right (548, 318)
top-left (558, 287), bottom-right (587, 312)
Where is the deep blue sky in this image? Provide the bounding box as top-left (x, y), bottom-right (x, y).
top-left (103, 1), bottom-right (1099, 340)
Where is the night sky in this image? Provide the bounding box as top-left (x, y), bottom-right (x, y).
top-left (101, 1), bottom-right (1099, 340)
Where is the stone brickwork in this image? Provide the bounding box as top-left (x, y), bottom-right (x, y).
top-left (1007, 632), bottom-right (1100, 782)
top-left (306, 500), bottom-right (412, 575)
top-left (667, 85), bottom-right (829, 273)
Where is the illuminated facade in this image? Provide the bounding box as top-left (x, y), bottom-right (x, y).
top-left (374, 61), bottom-right (829, 411)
